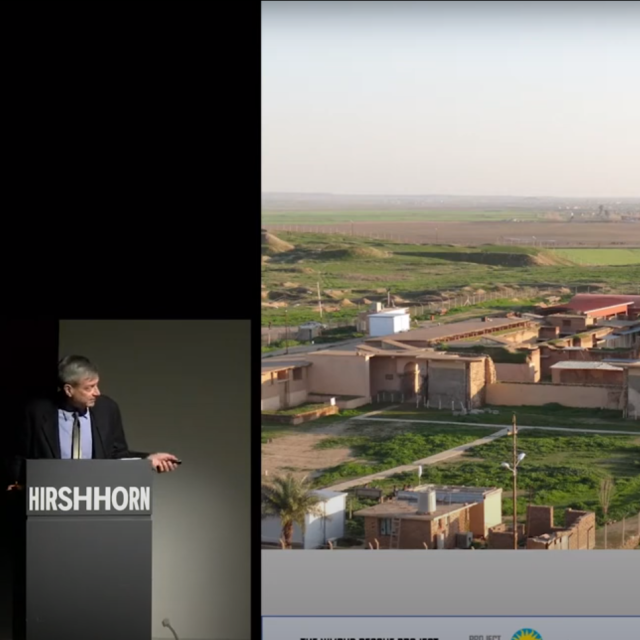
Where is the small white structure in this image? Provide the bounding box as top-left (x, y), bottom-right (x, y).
top-left (298, 321), bottom-right (325, 341)
top-left (368, 308), bottom-right (411, 337)
top-left (261, 489), bottom-right (347, 549)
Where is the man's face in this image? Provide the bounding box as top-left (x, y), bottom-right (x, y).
top-left (64, 376), bottom-right (101, 409)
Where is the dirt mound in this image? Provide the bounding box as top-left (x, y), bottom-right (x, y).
top-left (262, 302), bottom-right (288, 309)
top-left (319, 244), bottom-right (390, 260)
top-left (531, 251), bottom-right (576, 267)
top-left (423, 248), bottom-right (576, 268)
top-left (262, 231), bottom-right (294, 255)
top-left (340, 298), bottom-right (357, 307)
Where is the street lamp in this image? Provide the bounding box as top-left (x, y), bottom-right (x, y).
top-left (501, 414), bottom-right (525, 550)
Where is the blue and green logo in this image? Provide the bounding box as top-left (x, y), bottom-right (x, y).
top-left (511, 630), bottom-right (543, 640)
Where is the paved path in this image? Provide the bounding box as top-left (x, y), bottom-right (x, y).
top-left (350, 416), bottom-right (640, 436)
top-left (321, 415), bottom-right (640, 492)
top-left (323, 427), bottom-right (509, 492)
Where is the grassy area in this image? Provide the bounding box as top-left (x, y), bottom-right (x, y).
top-left (372, 404), bottom-right (640, 433)
top-left (262, 403), bottom-right (328, 416)
top-left (262, 233), bottom-right (640, 325)
top-left (552, 248), bottom-right (640, 266)
top-left (340, 430), bottom-right (640, 536)
top-left (313, 325), bottom-right (364, 343)
top-left (262, 210), bottom-right (543, 225)
top-left (310, 425), bottom-right (498, 488)
top-left (261, 306), bottom-right (360, 327)
top-left (260, 403), bottom-right (391, 442)
top-left (261, 339), bottom-right (307, 353)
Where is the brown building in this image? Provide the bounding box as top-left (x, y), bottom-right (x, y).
top-left (550, 361), bottom-right (625, 386)
top-left (488, 505), bottom-right (596, 550)
top-left (364, 316), bottom-right (537, 349)
top-left (354, 485), bottom-right (502, 549)
top-left (541, 294), bottom-right (640, 321)
top-left (525, 505), bottom-right (596, 550)
top-left (261, 359), bottom-right (311, 410)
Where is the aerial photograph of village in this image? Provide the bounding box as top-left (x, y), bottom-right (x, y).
top-left (260, 2), bottom-right (640, 552)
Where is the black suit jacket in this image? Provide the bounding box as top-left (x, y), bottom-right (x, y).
top-left (8, 394), bottom-right (150, 484)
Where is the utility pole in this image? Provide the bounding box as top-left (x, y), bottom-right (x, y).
top-left (285, 310), bottom-right (289, 355)
top-left (511, 413), bottom-right (518, 550)
top-left (317, 281), bottom-right (323, 320)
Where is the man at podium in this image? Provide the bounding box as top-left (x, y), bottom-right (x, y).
top-left (7, 354), bottom-right (180, 489)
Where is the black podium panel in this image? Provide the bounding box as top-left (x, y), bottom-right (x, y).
top-left (22, 460), bottom-right (154, 640)
top-left (26, 518), bottom-right (152, 640)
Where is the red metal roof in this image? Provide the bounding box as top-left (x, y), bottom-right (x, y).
top-left (545, 294), bottom-right (640, 315)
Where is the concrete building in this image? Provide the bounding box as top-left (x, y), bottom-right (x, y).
top-left (488, 505), bottom-right (596, 550)
top-left (304, 346), bottom-right (497, 410)
top-left (354, 485), bottom-right (502, 549)
top-left (525, 506), bottom-right (596, 550)
top-left (596, 319), bottom-right (640, 350)
top-left (539, 294), bottom-right (640, 327)
top-left (364, 316), bottom-right (537, 349)
top-left (297, 321), bottom-right (325, 341)
top-left (550, 361), bottom-right (625, 386)
top-left (261, 359), bottom-right (311, 411)
top-left (368, 308), bottom-right (411, 337)
top-left (623, 363), bottom-right (640, 419)
top-left (261, 489), bottom-right (348, 549)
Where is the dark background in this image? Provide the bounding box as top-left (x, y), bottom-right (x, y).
top-left (3, 1), bottom-right (259, 638)
top-left (0, 320), bottom-right (59, 640)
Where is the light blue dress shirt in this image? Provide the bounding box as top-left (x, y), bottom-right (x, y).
top-left (58, 408), bottom-right (93, 459)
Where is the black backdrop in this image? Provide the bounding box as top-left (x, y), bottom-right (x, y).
top-left (0, 319), bottom-right (59, 640)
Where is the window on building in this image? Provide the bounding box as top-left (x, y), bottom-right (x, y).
top-left (379, 518), bottom-right (393, 536)
top-left (276, 370), bottom-right (289, 381)
top-left (293, 368), bottom-right (303, 381)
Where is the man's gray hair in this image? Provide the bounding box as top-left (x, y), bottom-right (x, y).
top-left (58, 355), bottom-right (99, 387)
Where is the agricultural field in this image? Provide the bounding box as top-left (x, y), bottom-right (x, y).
top-left (262, 230), bottom-right (640, 325)
top-left (263, 217), bottom-right (640, 246)
top-left (262, 210), bottom-right (543, 225)
top-left (551, 248), bottom-right (640, 266)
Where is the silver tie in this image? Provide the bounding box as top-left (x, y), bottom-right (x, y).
top-left (71, 413), bottom-right (82, 459)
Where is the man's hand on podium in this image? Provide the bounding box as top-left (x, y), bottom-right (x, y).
top-left (147, 453), bottom-right (181, 473)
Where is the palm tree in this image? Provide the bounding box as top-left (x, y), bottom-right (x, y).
top-left (261, 473), bottom-right (323, 549)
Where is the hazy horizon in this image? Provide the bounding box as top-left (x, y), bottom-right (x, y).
top-left (262, 1), bottom-right (640, 199)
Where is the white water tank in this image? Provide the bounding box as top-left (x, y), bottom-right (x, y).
top-left (427, 488), bottom-right (437, 513)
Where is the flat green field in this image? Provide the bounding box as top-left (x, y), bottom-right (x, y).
top-left (262, 232), bottom-right (640, 325)
top-left (262, 210), bottom-right (541, 225)
top-left (552, 248), bottom-right (640, 266)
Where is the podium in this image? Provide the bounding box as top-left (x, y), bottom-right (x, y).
top-left (18, 459), bottom-right (154, 640)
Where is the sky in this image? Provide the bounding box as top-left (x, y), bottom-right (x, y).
top-left (261, 1), bottom-right (640, 198)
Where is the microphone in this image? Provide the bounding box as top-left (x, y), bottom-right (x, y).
top-left (162, 618), bottom-right (180, 640)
